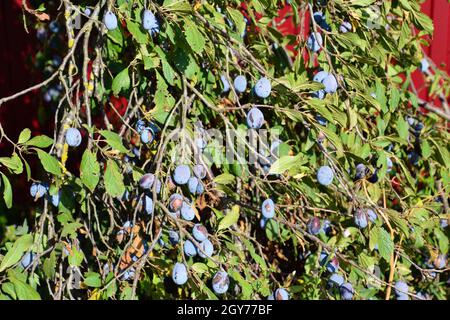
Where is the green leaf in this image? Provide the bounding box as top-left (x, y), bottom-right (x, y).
top-left (43, 251), bottom-right (56, 279)
top-left (23, 135), bottom-right (54, 148)
top-left (112, 68), bottom-right (130, 96)
top-left (377, 228), bottom-right (394, 262)
top-left (395, 117), bottom-right (408, 141)
top-left (68, 247), bottom-right (84, 267)
top-left (1, 173), bottom-right (13, 209)
top-left (213, 173), bottom-right (235, 185)
top-left (126, 21), bottom-right (148, 44)
top-left (1, 282), bottom-right (16, 300)
top-left (84, 272), bottom-right (102, 288)
top-left (0, 153), bottom-right (23, 174)
top-left (80, 150), bottom-right (100, 192)
top-left (17, 129), bottom-right (31, 144)
top-left (104, 159), bottom-right (125, 198)
top-left (61, 221), bottom-right (83, 238)
top-left (269, 155), bottom-right (300, 175)
top-left (218, 205), bottom-right (240, 231)
top-left (191, 263), bottom-right (208, 274)
top-left (9, 277), bottom-right (41, 300)
top-left (184, 20), bottom-right (205, 53)
top-left (99, 130), bottom-right (129, 153)
top-left (35, 149), bottom-right (62, 176)
top-left (0, 234), bottom-right (33, 272)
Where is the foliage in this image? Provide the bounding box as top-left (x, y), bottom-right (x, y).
top-left (0, 0), bottom-right (448, 300)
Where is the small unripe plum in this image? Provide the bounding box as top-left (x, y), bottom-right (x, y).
top-left (254, 77), bottom-right (272, 99)
top-left (192, 224), bottom-right (208, 242)
top-left (261, 198), bottom-right (275, 219)
top-left (65, 128), bottom-right (82, 147)
top-left (169, 193), bottom-right (183, 212)
top-left (246, 107), bottom-right (264, 129)
top-left (180, 201), bottom-right (195, 221)
top-left (198, 239), bottom-right (214, 258)
top-left (233, 75), bottom-right (247, 94)
top-left (103, 11), bottom-right (118, 31)
top-left (173, 165), bottom-right (191, 185)
top-left (183, 240), bottom-right (197, 257)
top-left (212, 271), bottom-right (230, 294)
top-left (317, 165), bottom-right (334, 186)
top-left (172, 262), bottom-right (188, 285)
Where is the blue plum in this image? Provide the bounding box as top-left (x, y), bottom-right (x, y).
top-left (261, 198), bottom-right (275, 219)
top-left (317, 165), bottom-right (334, 186)
top-left (339, 21), bottom-right (352, 33)
top-left (192, 224), bottom-right (208, 242)
top-left (183, 240), bottom-right (197, 257)
top-left (172, 263), bottom-right (188, 285)
top-left (139, 173), bottom-right (155, 189)
top-left (246, 107), bottom-right (264, 129)
top-left (180, 201), bottom-right (195, 221)
top-left (354, 208), bottom-right (368, 229)
top-left (254, 77), bottom-right (271, 99)
top-left (220, 74), bottom-right (230, 93)
top-left (212, 271), bottom-right (230, 294)
top-left (340, 283), bottom-right (353, 300)
top-left (103, 11), bottom-right (118, 31)
top-left (193, 164), bottom-right (207, 179)
top-left (142, 10), bottom-right (159, 35)
top-left (169, 193), bottom-right (183, 212)
top-left (21, 252), bottom-right (36, 269)
top-left (328, 273), bottom-right (344, 287)
top-left (307, 217), bottom-right (321, 235)
top-left (307, 32), bottom-right (323, 52)
top-left (173, 165), bottom-right (191, 185)
top-left (234, 75), bottom-right (247, 94)
top-left (65, 128), bottom-right (82, 147)
top-left (198, 239), bottom-right (214, 258)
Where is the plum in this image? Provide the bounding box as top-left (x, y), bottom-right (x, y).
top-left (172, 262), bottom-right (188, 285)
